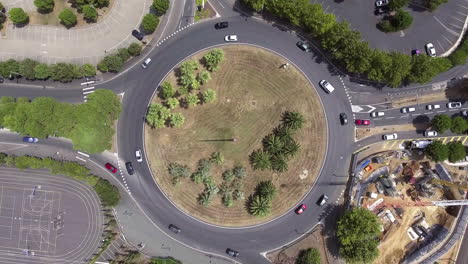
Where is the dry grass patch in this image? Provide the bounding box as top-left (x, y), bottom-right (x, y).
top-left (356, 123), bottom-right (430, 141)
top-left (144, 45), bottom-right (326, 226)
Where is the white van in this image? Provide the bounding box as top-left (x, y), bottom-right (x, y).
top-left (142, 58), bottom-right (152, 69)
top-left (319, 80), bottom-right (335, 93)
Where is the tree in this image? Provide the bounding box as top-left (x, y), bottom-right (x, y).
top-left (390, 9), bottom-right (413, 31)
top-left (145, 103), bottom-right (170, 128)
top-left (447, 141), bottom-right (466, 163)
top-left (59, 9), bottom-right (77, 28)
top-left (247, 194), bottom-right (271, 217)
top-left (160, 82), bottom-right (175, 99)
top-left (152, 0), bottom-right (169, 15)
top-left (257, 180), bottom-right (277, 201)
top-left (203, 49), bottom-right (225, 72)
top-left (451, 116), bottom-right (468, 134)
top-left (169, 112), bottom-right (185, 127)
top-left (337, 208), bottom-right (380, 264)
top-left (94, 0), bottom-right (110, 8)
top-left (34, 63), bottom-right (51, 80)
top-left (117, 48), bottom-right (131, 61)
top-left (425, 0), bottom-right (448, 11)
top-left (198, 192), bottom-right (211, 206)
top-left (34, 0), bottom-right (54, 13)
top-left (210, 152), bottom-right (224, 165)
top-left (166, 98), bottom-right (179, 109)
top-left (282, 138), bottom-right (301, 158)
top-left (185, 94), bottom-right (200, 107)
top-left (425, 140), bottom-right (449, 162)
top-left (432, 114), bottom-right (452, 133)
top-left (100, 55), bottom-right (124, 73)
top-left (250, 149), bottom-right (272, 170)
top-left (449, 50), bottom-right (468, 65)
top-left (49, 63), bottom-right (75, 82)
top-left (197, 70), bottom-right (211, 85)
top-left (297, 248), bottom-right (321, 264)
top-left (388, 0), bottom-right (410, 10)
top-left (9, 8), bottom-right (29, 24)
top-left (263, 134), bottom-right (284, 155)
top-left (128, 43), bottom-right (142, 56)
top-left (141, 13), bottom-right (159, 33)
top-left (367, 51), bottom-right (392, 82)
top-left (81, 64), bottom-right (96, 77)
top-left (222, 169), bottom-right (234, 181)
top-left (179, 60), bottom-right (198, 75)
top-left (232, 166), bottom-right (246, 179)
top-left (271, 155), bottom-right (288, 172)
top-left (202, 89), bottom-right (216, 103)
top-left (385, 51), bottom-right (412, 87)
top-left (82, 5), bottom-right (98, 23)
top-left (282, 111), bottom-right (305, 131)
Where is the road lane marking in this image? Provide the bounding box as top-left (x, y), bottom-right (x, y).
top-left (77, 151), bottom-right (90, 157)
top-left (76, 156), bottom-right (86, 162)
top-left (83, 90), bottom-right (95, 95)
top-left (82, 86), bottom-right (95, 91)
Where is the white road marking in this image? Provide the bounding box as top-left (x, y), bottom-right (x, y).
top-left (82, 86), bottom-right (95, 91)
top-left (76, 156), bottom-right (87, 162)
top-left (77, 151), bottom-right (90, 157)
top-left (83, 91), bottom-right (95, 95)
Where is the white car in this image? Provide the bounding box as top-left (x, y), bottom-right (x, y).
top-left (425, 43), bottom-right (436, 57)
top-left (375, 0), bottom-right (389, 7)
top-left (426, 104), bottom-right (440, 110)
top-left (142, 58), bottom-right (152, 69)
top-left (136, 150), bottom-right (143, 162)
top-left (224, 35), bottom-right (238, 42)
top-left (383, 133), bottom-right (398, 140)
top-left (370, 111), bottom-right (385, 117)
top-left (447, 102), bottom-right (462, 109)
top-left (462, 110), bottom-right (468, 117)
top-left (424, 130), bottom-right (438, 137)
top-left (401, 107), bottom-right (416, 113)
top-left (319, 80), bottom-right (335, 93)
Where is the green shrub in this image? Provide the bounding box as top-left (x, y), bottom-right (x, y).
top-left (117, 48), bottom-right (131, 61)
top-left (9, 8), bottom-right (29, 24)
top-left (94, 178), bottom-right (120, 206)
top-left (152, 0), bottom-right (170, 15)
top-left (82, 5), bottom-right (98, 23)
top-left (81, 63), bottom-right (96, 77)
top-left (19, 59), bottom-right (39, 80)
top-left (101, 54), bottom-right (124, 73)
top-left (34, 63), bottom-right (51, 79)
top-left (425, 0), bottom-right (448, 11)
top-left (141, 13), bottom-right (159, 33)
top-left (127, 43), bottom-right (142, 56)
top-left (94, 0), bottom-right (109, 8)
top-left (449, 49), bottom-right (468, 65)
top-left (58, 9), bottom-right (77, 28)
top-left (34, 0), bottom-right (54, 13)
top-left (49, 63), bottom-right (75, 82)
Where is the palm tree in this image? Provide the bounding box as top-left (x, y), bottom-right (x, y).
top-left (257, 180), bottom-right (277, 201)
top-left (198, 70), bottom-right (211, 85)
top-left (248, 195), bottom-right (271, 217)
top-left (233, 189), bottom-right (245, 201)
top-left (282, 139), bottom-right (301, 158)
top-left (210, 152), bottom-right (224, 165)
top-left (170, 112), bottom-right (185, 128)
top-left (282, 111), bottom-right (305, 131)
top-left (263, 133), bottom-right (284, 155)
top-left (202, 89), bottom-right (217, 103)
top-left (271, 155), bottom-right (288, 173)
top-left (186, 94), bottom-right (200, 107)
top-left (222, 169), bottom-right (235, 181)
top-left (232, 166), bottom-right (246, 179)
top-left (250, 149), bottom-right (272, 170)
top-left (166, 98), bottom-right (180, 109)
top-left (198, 192), bottom-right (211, 207)
top-left (222, 193), bottom-right (234, 207)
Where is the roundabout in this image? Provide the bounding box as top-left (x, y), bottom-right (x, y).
top-left (144, 45), bottom-right (327, 227)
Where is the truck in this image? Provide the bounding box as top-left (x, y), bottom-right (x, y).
top-left (411, 140), bottom-right (432, 149)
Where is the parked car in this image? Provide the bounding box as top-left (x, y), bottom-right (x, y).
top-left (22, 136), bottom-right (38, 143)
top-left (296, 41), bottom-right (311, 52)
top-left (317, 195), bottom-right (328, 206)
top-left (136, 150), bottom-right (143, 162)
top-left (125, 162), bottom-right (134, 175)
top-left (214, 21), bottom-right (228, 29)
top-left (425, 43), bottom-right (436, 57)
top-left (401, 107), bottom-right (416, 113)
top-left (295, 204), bottom-right (307, 214)
top-left (412, 49), bottom-right (421, 56)
top-left (105, 163), bottom-right (118, 173)
top-left (226, 248), bottom-right (239, 258)
top-left (370, 111), bottom-right (385, 117)
top-left (319, 80), bottom-right (335, 93)
top-left (224, 35), bottom-right (238, 42)
top-left (355, 119), bottom-right (371, 126)
top-left (0, 76), bottom-right (4, 83)
top-left (424, 130), bottom-right (438, 137)
top-left (132, 29), bottom-right (144, 41)
top-left (383, 133), bottom-right (398, 140)
top-left (462, 110), bottom-right (468, 117)
top-left (168, 224), bottom-right (181, 234)
top-left (426, 104), bottom-right (440, 110)
top-left (141, 58), bottom-right (152, 69)
top-left (447, 102), bottom-right (462, 109)
top-left (340, 113), bottom-right (348, 125)
top-left (375, 0), bottom-right (389, 7)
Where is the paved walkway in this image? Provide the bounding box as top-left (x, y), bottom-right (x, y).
top-left (0, 0), bottom-right (152, 64)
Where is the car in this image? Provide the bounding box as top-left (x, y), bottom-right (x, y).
top-left (214, 21), bottom-right (229, 29)
top-left (426, 104), bottom-right (440, 110)
top-left (131, 29), bottom-right (144, 41)
top-left (412, 49), bottom-right (421, 56)
top-left (364, 165), bottom-right (373, 172)
top-left (424, 130), bottom-right (438, 137)
top-left (317, 195), bottom-right (328, 206)
top-left (383, 133), bottom-right (398, 140)
top-left (296, 41), bottom-right (311, 52)
top-left (136, 150), bottom-right (143, 162)
top-left (447, 102), bottom-right (462, 109)
top-left (224, 35), bottom-right (238, 42)
top-left (22, 136), bottom-right (38, 143)
top-left (226, 248), bottom-right (239, 258)
top-left (370, 111), bottom-right (385, 117)
top-left (401, 107), bottom-right (416, 113)
top-left (375, 0), bottom-right (389, 7)
top-left (375, 6), bottom-right (389, 15)
top-left (0, 76), bottom-right (4, 83)
top-left (168, 224), bottom-right (181, 234)
top-left (105, 163), bottom-right (118, 173)
top-left (425, 43), bottom-right (436, 57)
top-left (319, 80), bottom-right (335, 93)
top-left (295, 204), bottom-right (307, 214)
top-left (125, 162), bottom-right (134, 175)
top-left (355, 119), bottom-right (371, 126)
top-left (462, 110), bottom-right (468, 117)
top-left (141, 58), bottom-right (152, 69)
top-left (340, 113), bottom-right (348, 125)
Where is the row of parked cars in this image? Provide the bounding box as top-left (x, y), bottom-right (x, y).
top-left (369, 102), bottom-right (465, 118)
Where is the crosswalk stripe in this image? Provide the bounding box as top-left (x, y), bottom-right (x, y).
top-left (442, 137), bottom-right (448, 143)
top-left (82, 86), bottom-right (95, 91)
top-left (83, 90), bottom-right (95, 95)
top-left (463, 137), bottom-right (468, 144)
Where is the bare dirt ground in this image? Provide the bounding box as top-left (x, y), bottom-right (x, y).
top-left (390, 91), bottom-right (447, 108)
top-left (144, 45), bottom-right (327, 226)
top-left (356, 123), bottom-right (430, 141)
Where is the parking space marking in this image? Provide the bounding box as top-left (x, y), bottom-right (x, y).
top-left (443, 35), bottom-right (454, 44)
top-left (434, 16), bottom-right (460, 36)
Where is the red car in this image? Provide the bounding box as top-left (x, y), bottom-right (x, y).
top-left (355, 119), bottom-right (371, 126)
top-left (295, 204), bottom-right (307, 214)
top-left (105, 163), bottom-right (117, 173)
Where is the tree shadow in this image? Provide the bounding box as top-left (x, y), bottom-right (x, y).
top-left (407, 2), bottom-right (429, 13)
top-left (412, 115), bottom-right (431, 133)
top-left (320, 204), bottom-right (344, 259)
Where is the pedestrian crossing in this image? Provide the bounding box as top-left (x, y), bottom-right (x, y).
top-left (82, 86), bottom-right (95, 102)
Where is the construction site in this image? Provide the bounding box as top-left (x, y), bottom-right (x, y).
top-left (351, 146), bottom-right (467, 264)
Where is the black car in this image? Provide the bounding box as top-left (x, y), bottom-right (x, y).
top-left (132, 29), bottom-right (144, 41)
top-left (214, 21), bottom-right (229, 29)
top-left (317, 194), bottom-right (328, 206)
top-left (339, 113), bottom-right (348, 125)
top-left (226, 248), bottom-right (239, 257)
top-left (125, 162), bottom-right (134, 175)
top-left (168, 224), bottom-right (181, 234)
top-left (296, 41), bottom-right (311, 52)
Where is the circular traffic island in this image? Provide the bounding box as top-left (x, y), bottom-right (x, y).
top-left (144, 45), bottom-right (327, 227)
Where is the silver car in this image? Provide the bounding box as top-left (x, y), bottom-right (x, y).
top-left (447, 102), bottom-right (462, 109)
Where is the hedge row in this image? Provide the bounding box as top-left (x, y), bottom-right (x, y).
top-left (241, 0), bottom-right (452, 87)
top-left (0, 153), bottom-right (120, 206)
top-left (97, 43), bottom-right (142, 73)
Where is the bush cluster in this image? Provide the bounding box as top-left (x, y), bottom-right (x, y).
top-left (0, 154), bottom-right (120, 206)
top-left (449, 39), bottom-right (468, 66)
top-left (241, 0), bottom-right (452, 87)
top-left (247, 180), bottom-right (277, 217)
top-left (250, 111), bottom-right (303, 172)
top-left (145, 103), bottom-right (185, 128)
top-left (59, 8), bottom-right (77, 28)
top-left (0, 2), bottom-right (5, 30)
top-left (203, 49), bottom-right (225, 72)
top-left (0, 90), bottom-right (121, 153)
top-left (139, 0), bottom-right (169, 35)
top-left (8, 7), bottom-right (29, 25)
top-left (97, 43), bottom-right (142, 73)
top-left (431, 114), bottom-right (468, 134)
top-left (296, 248), bottom-right (321, 264)
top-left (152, 0), bottom-right (170, 15)
top-left (378, 9), bottom-right (413, 32)
top-left (0, 58), bottom-right (96, 82)
top-left (71, 0), bottom-right (109, 11)
top-left (34, 0), bottom-right (55, 13)
top-left (425, 140), bottom-right (466, 163)
top-left (424, 0), bottom-right (448, 11)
